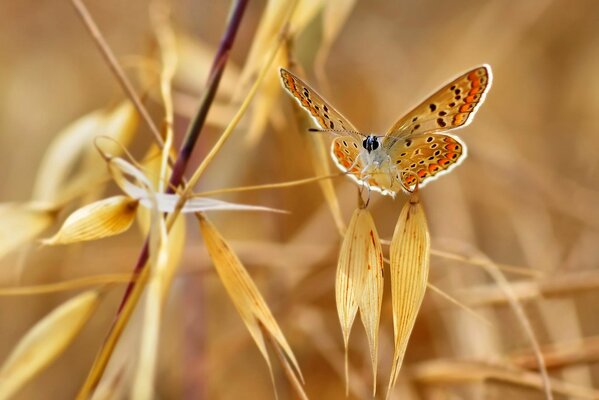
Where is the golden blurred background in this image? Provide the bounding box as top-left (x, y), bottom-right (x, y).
top-left (1, 0), bottom-right (599, 399)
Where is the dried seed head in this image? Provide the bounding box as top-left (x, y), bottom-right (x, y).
top-left (335, 207), bottom-right (383, 396)
top-left (386, 195), bottom-right (430, 399)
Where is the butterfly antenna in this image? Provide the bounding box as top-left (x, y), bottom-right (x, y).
top-left (308, 128), bottom-right (366, 137)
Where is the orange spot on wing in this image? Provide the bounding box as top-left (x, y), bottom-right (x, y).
top-left (438, 158), bottom-right (451, 167)
top-left (445, 143), bottom-right (460, 151)
top-left (453, 114), bottom-right (466, 124)
top-left (417, 169), bottom-right (427, 178)
top-left (428, 164), bottom-right (440, 174)
top-left (465, 95), bottom-right (477, 103)
top-left (459, 104), bottom-right (473, 113)
top-left (468, 71), bottom-right (479, 80)
top-left (469, 86), bottom-right (481, 95)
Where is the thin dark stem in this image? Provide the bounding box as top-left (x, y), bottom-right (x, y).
top-left (117, 0), bottom-right (249, 309)
top-left (75, 1), bottom-right (250, 395)
top-left (168, 0), bottom-right (248, 189)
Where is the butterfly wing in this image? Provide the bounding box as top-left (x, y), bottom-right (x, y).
top-left (385, 134), bottom-right (466, 191)
top-left (384, 65), bottom-right (492, 140)
top-left (280, 68), bottom-right (358, 133)
top-left (331, 135), bottom-right (362, 175)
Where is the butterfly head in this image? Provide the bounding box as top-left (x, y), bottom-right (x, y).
top-left (362, 135), bottom-right (380, 153)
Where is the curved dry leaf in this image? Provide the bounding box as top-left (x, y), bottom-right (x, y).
top-left (33, 101), bottom-right (138, 205)
top-left (0, 203), bottom-right (56, 260)
top-left (0, 290), bottom-right (100, 399)
top-left (386, 196), bottom-right (430, 400)
top-left (198, 214), bottom-right (304, 390)
top-left (42, 196), bottom-right (138, 245)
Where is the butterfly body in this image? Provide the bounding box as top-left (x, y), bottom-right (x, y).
top-left (280, 65), bottom-right (492, 196)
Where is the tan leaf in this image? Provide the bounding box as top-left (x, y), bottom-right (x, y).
top-left (0, 290), bottom-right (100, 399)
top-left (386, 195), bottom-right (430, 399)
top-left (0, 203), bottom-right (56, 260)
top-left (33, 101), bottom-right (138, 205)
top-left (239, 0), bottom-right (324, 145)
top-left (42, 196), bottom-right (138, 245)
top-left (197, 214), bottom-right (304, 389)
top-left (315, 0), bottom-right (358, 71)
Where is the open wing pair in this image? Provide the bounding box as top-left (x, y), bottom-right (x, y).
top-left (279, 65), bottom-right (492, 195)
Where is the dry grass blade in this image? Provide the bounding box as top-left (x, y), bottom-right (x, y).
top-left (412, 359), bottom-right (599, 400)
top-left (426, 283), bottom-right (493, 328)
top-left (335, 207), bottom-right (370, 394)
top-left (33, 101), bottom-right (138, 205)
top-left (241, 0), bottom-right (323, 145)
top-left (197, 213), bottom-right (303, 390)
top-left (0, 290), bottom-right (100, 399)
top-left (305, 131), bottom-right (346, 235)
top-left (237, 0), bottom-right (320, 95)
top-left (0, 203), bottom-right (56, 260)
top-left (315, 0), bottom-right (357, 82)
top-left (41, 195), bottom-right (138, 245)
top-left (477, 256), bottom-right (554, 400)
top-left (386, 194), bottom-right (430, 399)
top-left (284, 60), bottom-right (347, 235)
top-left (0, 274), bottom-right (133, 296)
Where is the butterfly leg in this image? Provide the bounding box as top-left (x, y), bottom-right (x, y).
top-left (357, 179), bottom-right (371, 208)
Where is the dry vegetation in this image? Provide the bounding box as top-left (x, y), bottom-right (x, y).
top-left (1, 0), bottom-right (599, 399)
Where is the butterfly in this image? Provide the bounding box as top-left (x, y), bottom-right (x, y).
top-left (279, 65), bottom-right (492, 197)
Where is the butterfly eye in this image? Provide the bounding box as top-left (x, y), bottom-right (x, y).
top-left (362, 136), bottom-right (379, 153)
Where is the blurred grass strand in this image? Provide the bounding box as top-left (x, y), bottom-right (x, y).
top-left (70, 0), bottom-right (164, 148)
top-left (0, 274), bottom-right (133, 296)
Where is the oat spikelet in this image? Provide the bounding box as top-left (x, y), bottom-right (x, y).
top-left (335, 207), bottom-right (383, 395)
top-left (386, 193), bottom-right (430, 399)
top-left (358, 213), bottom-right (384, 397)
top-left (0, 291), bottom-right (100, 399)
top-left (0, 203), bottom-right (56, 260)
top-left (41, 196), bottom-right (138, 245)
